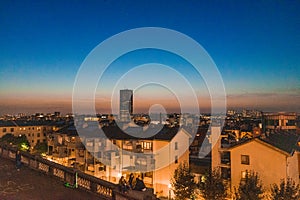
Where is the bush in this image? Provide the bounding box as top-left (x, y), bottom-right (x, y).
top-left (270, 178), bottom-right (300, 200)
top-left (234, 171), bottom-right (264, 200)
top-left (171, 161), bottom-right (196, 200)
top-left (199, 168), bottom-right (228, 200)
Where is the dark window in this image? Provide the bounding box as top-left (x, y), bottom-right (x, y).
top-left (37, 133), bottom-right (40, 137)
top-left (221, 167), bottom-right (231, 180)
top-left (3, 128), bottom-right (6, 132)
top-left (175, 142), bottom-right (178, 150)
top-left (241, 155), bottom-right (250, 165)
top-left (10, 128), bottom-right (14, 132)
top-left (175, 156), bottom-right (178, 164)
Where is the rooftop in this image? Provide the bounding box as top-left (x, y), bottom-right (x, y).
top-left (227, 131), bottom-right (300, 155)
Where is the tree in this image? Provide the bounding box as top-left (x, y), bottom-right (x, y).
top-left (0, 133), bottom-right (30, 151)
top-left (33, 142), bottom-right (48, 155)
top-left (171, 161), bottom-right (196, 200)
top-left (270, 178), bottom-right (300, 200)
top-left (199, 168), bottom-right (228, 200)
top-left (234, 171), bottom-right (264, 200)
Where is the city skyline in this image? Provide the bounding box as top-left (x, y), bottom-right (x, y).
top-left (1, 1), bottom-right (300, 115)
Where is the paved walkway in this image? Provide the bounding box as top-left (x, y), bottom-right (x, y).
top-left (0, 157), bottom-right (104, 200)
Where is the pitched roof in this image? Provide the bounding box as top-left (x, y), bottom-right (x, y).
top-left (53, 123), bottom-right (184, 141)
top-left (228, 131), bottom-right (300, 155)
top-left (261, 131), bottom-right (300, 154)
top-left (0, 120), bottom-right (55, 127)
top-left (101, 125), bottom-right (180, 141)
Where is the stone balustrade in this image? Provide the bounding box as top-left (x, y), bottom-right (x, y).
top-left (0, 145), bottom-right (157, 200)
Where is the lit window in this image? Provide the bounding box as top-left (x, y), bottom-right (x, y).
top-left (142, 142), bottom-right (152, 150)
top-left (241, 171), bottom-right (249, 179)
top-left (241, 155), bottom-right (250, 165)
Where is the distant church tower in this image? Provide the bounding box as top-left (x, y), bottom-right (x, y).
top-left (119, 89), bottom-right (133, 122)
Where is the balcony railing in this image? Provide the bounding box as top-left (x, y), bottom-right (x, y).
top-left (0, 145), bottom-right (157, 200)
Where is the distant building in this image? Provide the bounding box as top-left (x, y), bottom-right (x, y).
top-left (263, 112), bottom-right (297, 132)
top-left (120, 89), bottom-right (133, 122)
top-left (0, 120), bottom-right (54, 148)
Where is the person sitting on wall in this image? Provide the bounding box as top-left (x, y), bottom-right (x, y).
top-left (134, 177), bottom-right (146, 191)
top-left (118, 176), bottom-right (129, 193)
top-left (128, 173), bottom-right (135, 189)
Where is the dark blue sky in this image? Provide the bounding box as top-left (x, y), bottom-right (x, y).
top-left (0, 0), bottom-right (299, 114)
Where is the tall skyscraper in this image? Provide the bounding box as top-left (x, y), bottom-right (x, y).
top-left (120, 89), bottom-right (133, 122)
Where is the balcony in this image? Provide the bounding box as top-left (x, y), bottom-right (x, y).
top-left (220, 151), bottom-right (231, 167)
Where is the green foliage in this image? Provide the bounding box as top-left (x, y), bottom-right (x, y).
top-left (199, 168), bottom-right (228, 200)
top-left (234, 171), bottom-right (264, 200)
top-left (171, 161), bottom-right (196, 200)
top-left (33, 142), bottom-right (48, 154)
top-left (0, 133), bottom-right (15, 144)
top-left (270, 178), bottom-right (300, 200)
top-left (0, 133), bottom-right (30, 151)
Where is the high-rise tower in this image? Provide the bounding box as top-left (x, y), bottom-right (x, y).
top-left (119, 89), bottom-right (133, 122)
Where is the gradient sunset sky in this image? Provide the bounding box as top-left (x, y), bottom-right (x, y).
top-left (0, 0), bottom-right (299, 115)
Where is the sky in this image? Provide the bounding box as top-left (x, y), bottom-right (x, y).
top-left (0, 0), bottom-right (299, 115)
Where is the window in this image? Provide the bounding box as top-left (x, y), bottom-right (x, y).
top-left (37, 133), bottom-right (40, 137)
top-left (221, 167), bottom-right (231, 180)
top-left (10, 128), bottom-right (14, 132)
top-left (28, 133), bottom-right (31, 137)
top-left (175, 155), bottom-right (178, 164)
top-left (241, 155), bottom-right (250, 165)
top-left (3, 128), bottom-right (6, 133)
top-left (175, 142), bottom-right (178, 150)
top-left (142, 142), bottom-right (152, 150)
top-left (241, 171), bottom-right (249, 179)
